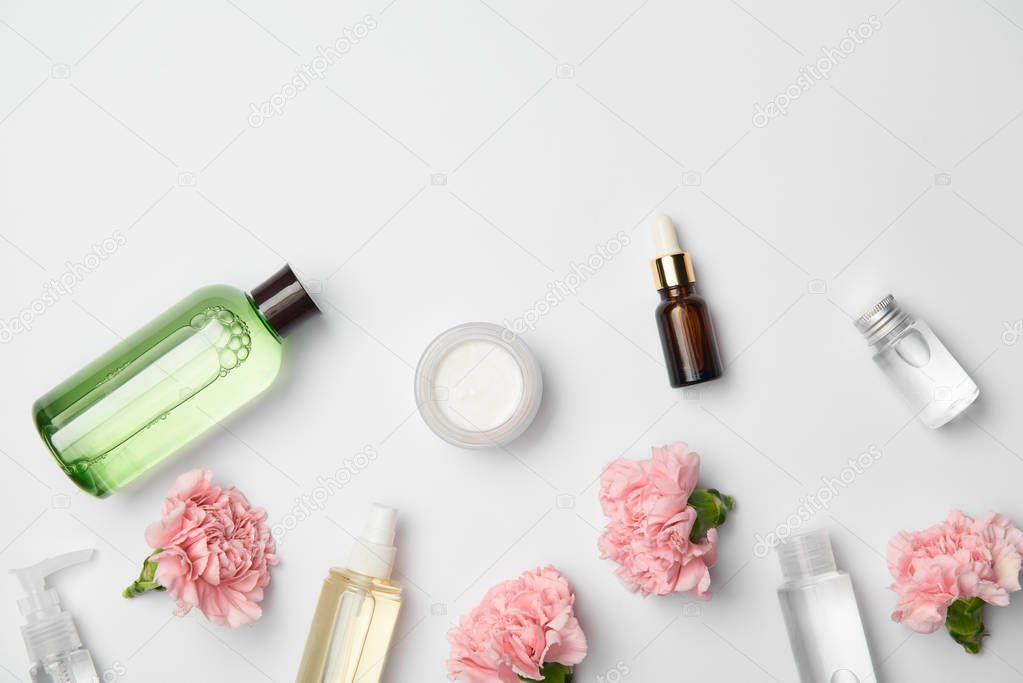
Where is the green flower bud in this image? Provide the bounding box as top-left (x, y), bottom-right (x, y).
top-left (945, 597), bottom-right (987, 654)
top-left (688, 488), bottom-right (736, 542)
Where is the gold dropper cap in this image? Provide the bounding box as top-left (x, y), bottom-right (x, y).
top-left (650, 215), bottom-right (695, 290)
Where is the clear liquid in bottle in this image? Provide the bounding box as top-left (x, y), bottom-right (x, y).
top-left (855, 294), bottom-right (978, 429)
top-left (296, 505), bottom-right (403, 683)
top-left (297, 569), bottom-right (402, 683)
top-left (776, 530), bottom-right (878, 683)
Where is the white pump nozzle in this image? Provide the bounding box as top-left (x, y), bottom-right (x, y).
top-left (348, 504), bottom-right (399, 580)
top-left (10, 549), bottom-right (96, 667)
top-left (652, 215), bottom-right (682, 256)
top-left (11, 549), bottom-right (94, 620)
top-left (11, 549), bottom-right (94, 596)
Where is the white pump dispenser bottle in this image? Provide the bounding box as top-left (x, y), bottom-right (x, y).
top-left (10, 549), bottom-right (100, 683)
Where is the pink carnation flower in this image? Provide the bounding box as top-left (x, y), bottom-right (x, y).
top-left (598, 442), bottom-right (729, 599)
top-left (128, 469), bottom-right (278, 627)
top-left (447, 566), bottom-right (588, 682)
top-left (888, 510), bottom-right (1023, 635)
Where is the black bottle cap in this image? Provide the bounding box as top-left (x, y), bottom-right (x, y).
top-left (250, 264), bottom-right (320, 337)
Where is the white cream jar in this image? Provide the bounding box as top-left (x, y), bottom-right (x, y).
top-left (414, 323), bottom-right (542, 448)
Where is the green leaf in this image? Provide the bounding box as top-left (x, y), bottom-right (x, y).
top-left (688, 488), bottom-right (736, 542)
top-left (122, 550), bottom-right (166, 599)
top-left (945, 597), bottom-right (987, 654)
top-left (517, 662), bottom-right (573, 683)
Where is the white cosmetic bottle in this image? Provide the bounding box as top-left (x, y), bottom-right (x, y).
top-left (10, 549), bottom-right (100, 683)
top-left (776, 531), bottom-right (877, 683)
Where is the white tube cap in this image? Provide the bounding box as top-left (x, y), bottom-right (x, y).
top-left (777, 529), bottom-right (837, 581)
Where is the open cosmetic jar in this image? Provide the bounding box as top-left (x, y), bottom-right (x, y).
top-left (415, 323), bottom-right (542, 449)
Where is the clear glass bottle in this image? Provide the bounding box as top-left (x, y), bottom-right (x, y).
top-left (777, 530), bottom-right (877, 683)
top-left (33, 265), bottom-right (318, 497)
top-left (855, 294), bottom-right (978, 429)
top-left (296, 504), bottom-right (403, 683)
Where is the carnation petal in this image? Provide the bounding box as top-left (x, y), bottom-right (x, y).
top-left (144, 500), bottom-right (186, 548)
top-left (544, 616), bottom-right (588, 666)
top-left (167, 468), bottom-right (213, 500)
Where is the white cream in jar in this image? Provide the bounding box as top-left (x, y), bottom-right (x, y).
top-left (415, 323), bottom-right (542, 448)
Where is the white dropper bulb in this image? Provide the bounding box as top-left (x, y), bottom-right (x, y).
top-left (348, 504), bottom-right (399, 580)
top-left (652, 215), bottom-right (682, 256)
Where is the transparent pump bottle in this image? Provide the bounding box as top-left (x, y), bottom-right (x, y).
top-left (10, 550), bottom-right (99, 683)
top-left (854, 294), bottom-right (978, 429)
top-left (33, 264), bottom-right (319, 497)
top-left (777, 531), bottom-right (877, 683)
top-left (296, 504), bottom-right (403, 683)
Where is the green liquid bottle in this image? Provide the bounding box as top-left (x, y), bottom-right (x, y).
top-left (33, 265), bottom-right (319, 497)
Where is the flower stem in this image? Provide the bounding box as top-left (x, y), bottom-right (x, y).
top-left (123, 550), bottom-right (166, 599)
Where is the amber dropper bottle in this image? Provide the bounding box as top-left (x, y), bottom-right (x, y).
top-left (651, 215), bottom-right (723, 387)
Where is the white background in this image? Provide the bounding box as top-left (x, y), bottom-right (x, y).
top-left (2, 0), bottom-right (1023, 681)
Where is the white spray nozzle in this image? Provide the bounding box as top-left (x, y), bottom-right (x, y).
top-left (363, 504), bottom-right (398, 546)
top-left (348, 504), bottom-right (399, 580)
top-left (11, 549), bottom-right (94, 596)
top-left (652, 215), bottom-right (682, 256)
